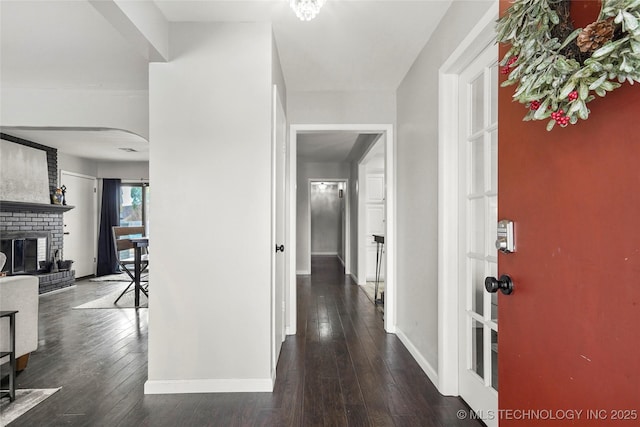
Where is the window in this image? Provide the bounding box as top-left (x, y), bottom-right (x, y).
top-left (119, 183), bottom-right (150, 231)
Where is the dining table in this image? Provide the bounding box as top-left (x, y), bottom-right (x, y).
top-left (129, 237), bottom-right (149, 307)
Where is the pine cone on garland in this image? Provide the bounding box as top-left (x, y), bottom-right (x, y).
top-left (577, 17), bottom-right (616, 53)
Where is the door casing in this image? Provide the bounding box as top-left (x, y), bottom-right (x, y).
top-left (289, 124), bottom-right (396, 334)
top-left (271, 85), bottom-right (287, 379)
top-left (60, 170), bottom-right (97, 278)
top-left (357, 139), bottom-right (385, 285)
top-left (437, 4), bottom-right (498, 395)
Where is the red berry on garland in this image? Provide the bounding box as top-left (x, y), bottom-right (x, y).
top-left (529, 100), bottom-right (541, 110)
top-left (568, 91), bottom-right (578, 101)
top-left (551, 109), bottom-right (570, 125)
top-left (501, 56), bottom-right (519, 75)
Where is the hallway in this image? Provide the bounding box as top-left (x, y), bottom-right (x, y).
top-left (290, 255), bottom-right (481, 426)
top-left (9, 256), bottom-right (482, 426)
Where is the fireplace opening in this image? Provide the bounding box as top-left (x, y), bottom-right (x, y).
top-left (0, 232), bottom-right (50, 275)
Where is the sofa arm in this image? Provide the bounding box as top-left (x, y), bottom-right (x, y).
top-left (0, 275), bottom-right (39, 359)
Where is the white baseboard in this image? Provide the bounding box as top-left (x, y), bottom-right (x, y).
top-left (39, 285), bottom-right (77, 296)
top-left (285, 325), bottom-right (296, 335)
top-left (144, 377), bottom-right (274, 394)
top-left (296, 269), bottom-right (310, 275)
top-left (354, 273), bottom-right (366, 285)
top-left (350, 273), bottom-right (359, 284)
top-left (337, 255), bottom-right (345, 267)
top-left (311, 252), bottom-right (338, 256)
top-left (395, 327), bottom-right (439, 389)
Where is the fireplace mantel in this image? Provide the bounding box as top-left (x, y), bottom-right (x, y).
top-left (0, 201), bottom-right (75, 213)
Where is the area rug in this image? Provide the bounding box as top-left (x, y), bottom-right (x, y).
top-left (362, 281), bottom-right (385, 304)
top-left (0, 388), bottom-right (60, 426)
top-left (89, 272), bottom-right (148, 282)
top-left (72, 290), bottom-right (148, 309)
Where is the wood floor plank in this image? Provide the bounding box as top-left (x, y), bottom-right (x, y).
top-left (320, 377), bottom-right (348, 426)
top-left (7, 256), bottom-right (484, 427)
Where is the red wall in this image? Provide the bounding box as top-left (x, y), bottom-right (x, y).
top-left (498, 1), bottom-right (640, 426)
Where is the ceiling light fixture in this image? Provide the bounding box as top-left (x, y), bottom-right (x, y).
top-left (290, 0), bottom-right (325, 21)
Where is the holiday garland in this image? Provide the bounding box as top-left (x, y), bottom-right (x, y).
top-left (496, 0), bottom-right (640, 130)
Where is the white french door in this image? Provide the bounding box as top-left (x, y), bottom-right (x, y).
top-left (457, 43), bottom-right (499, 426)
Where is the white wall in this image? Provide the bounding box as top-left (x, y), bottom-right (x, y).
top-left (147, 22), bottom-right (274, 393)
top-left (296, 162), bottom-right (349, 274)
top-left (58, 154), bottom-right (149, 181)
top-left (395, 0), bottom-right (494, 375)
top-left (0, 88), bottom-right (149, 140)
top-left (272, 34), bottom-right (287, 112)
top-left (288, 90), bottom-right (396, 125)
top-left (97, 161), bottom-right (149, 180)
top-left (58, 153), bottom-right (98, 178)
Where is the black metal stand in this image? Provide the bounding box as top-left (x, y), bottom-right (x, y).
top-left (0, 310), bottom-right (18, 401)
top-left (373, 235), bottom-right (385, 305)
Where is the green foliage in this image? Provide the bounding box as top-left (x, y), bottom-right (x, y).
top-left (496, 0), bottom-right (640, 130)
top-left (130, 187), bottom-right (142, 208)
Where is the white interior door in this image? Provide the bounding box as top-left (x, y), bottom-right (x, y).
top-left (364, 173), bottom-right (384, 281)
top-left (61, 171), bottom-right (97, 278)
top-left (457, 43), bottom-right (499, 425)
top-left (272, 86), bottom-right (287, 370)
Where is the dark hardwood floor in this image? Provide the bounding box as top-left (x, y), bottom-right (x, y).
top-left (7, 256), bottom-right (482, 426)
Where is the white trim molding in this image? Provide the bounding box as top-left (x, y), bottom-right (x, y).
top-left (290, 124), bottom-right (396, 334)
top-left (437, 3), bottom-right (498, 397)
top-left (396, 328), bottom-right (439, 387)
top-left (144, 378), bottom-right (274, 394)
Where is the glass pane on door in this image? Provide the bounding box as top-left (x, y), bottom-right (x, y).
top-left (471, 259), bottom-right (485, 315)
top-left (470, 136), bottom-right (484, 194)
top-left (472, 319), bottom-right (484, 378)
top-left (471, 75), bottom-right (485, 134)
top-left (491, 329), bottom-right (498, 390)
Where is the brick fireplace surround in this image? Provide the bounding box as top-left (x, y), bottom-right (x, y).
top-left (0, 133), bottom-right (75, 293)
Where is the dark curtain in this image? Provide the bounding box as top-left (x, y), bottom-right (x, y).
top-left (96, 178), bottom-right (121, 276)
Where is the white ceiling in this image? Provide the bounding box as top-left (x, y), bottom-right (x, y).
top-left (0, 128), bottom-right (150, 162)
top-left (0, 1), bottom-right (149, 91)
top-left (154, 0), bottom-right (452, 91)
top-left (0, 0), bottom-right (452, 161)
top-left (297, 132), bottom-right (361, 162)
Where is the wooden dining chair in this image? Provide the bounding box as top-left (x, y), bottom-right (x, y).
top-left (112, 226), bottom-right (149, 304)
